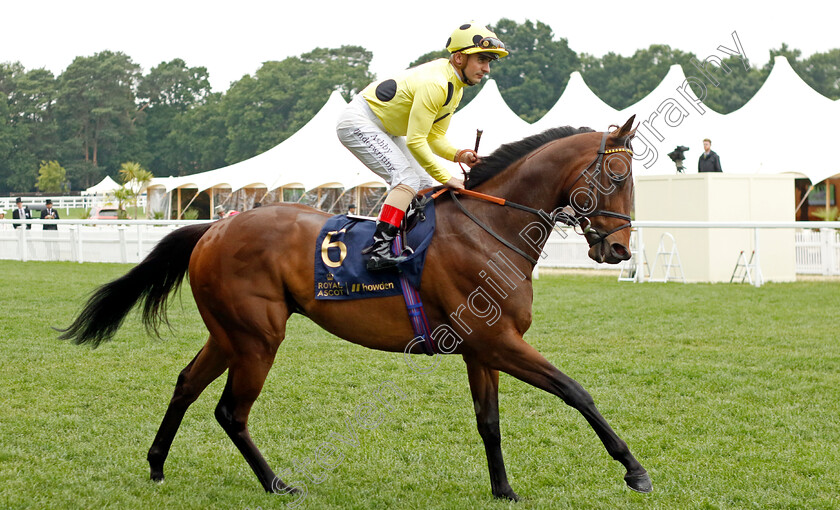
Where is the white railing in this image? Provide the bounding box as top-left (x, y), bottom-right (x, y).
top-left (0, 219), bottom-right (208, 264)
top-left (539, 222), bottom-right (840, 283)
top-left (0, 195), bottom-right (146, 213)
top-left (794, 229), bottom-right (840, 275)
top-left (2, 220), bottom-right (840, 280)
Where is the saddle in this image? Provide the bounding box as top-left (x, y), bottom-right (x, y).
top-left (313, 194), bottom-right (436, 301)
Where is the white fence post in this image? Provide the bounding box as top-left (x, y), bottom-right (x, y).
top-left (118, 226), bottom-right (127, 264)
top-left (77, 226), bottom-right (84, 264)
top-left (753, 228), bottom-right (763, 288)
top-left (69, 226), bottom-right (79, 262)
top-left (18, 227), bottom-right (27, 262)
top-left (636, 227), bottom-right (645, 283)
top-left (824, 228), bottom-right (838, 276)
top-left (137, 224), bottom-right (143, 261)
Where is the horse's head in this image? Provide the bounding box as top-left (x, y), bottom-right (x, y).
top-left (463, 116), bottom-right (637, 266)
top-left (564, 115), bottom-right (636, 264)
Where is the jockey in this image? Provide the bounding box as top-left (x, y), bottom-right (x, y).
top-left (337, 22), bottom-right (508, 271)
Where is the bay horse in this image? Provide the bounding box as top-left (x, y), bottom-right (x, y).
top-left (59, 115), bottom-right (651, 501)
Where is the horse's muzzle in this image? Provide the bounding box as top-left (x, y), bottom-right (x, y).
top-left (587, 238), bottom-right (631, 264)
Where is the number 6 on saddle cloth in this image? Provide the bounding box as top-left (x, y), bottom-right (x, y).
top-left (313, 195), bottom-right (436, 302)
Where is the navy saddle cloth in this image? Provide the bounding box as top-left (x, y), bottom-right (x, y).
top-left (314, 199), bottom-right (436, 300)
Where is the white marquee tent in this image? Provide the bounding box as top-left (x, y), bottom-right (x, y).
top-left (82, 175), bottom-right (120, 195)
top-left (617, 64), bottom-right (726, 177)
top-left (149, 90), bottom-right (385, 195)
top-left (713, 56), bottom-right (840, 184)
top-left (148, 91), bottom-right (386, 217)
top-left (532, 71), bottom-right (620, 134)
top-left (149, 56), bottom-right (838, 218)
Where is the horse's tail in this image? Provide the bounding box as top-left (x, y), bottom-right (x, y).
top-left (58, 222), bottom-right (214, 348)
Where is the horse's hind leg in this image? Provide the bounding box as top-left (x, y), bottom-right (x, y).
top-left (147, 338), bottom-right (228, 481)
top-left (464, 356), bottom-right (519, 501)
top-left (214, 342), bottom-right (295, 494)
top-left (491, 337), bottom-right (652, 493)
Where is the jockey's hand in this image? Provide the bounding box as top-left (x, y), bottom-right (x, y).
top-left (444, 176), bottom-right (465, 190)
top-left (455, 149), bottom-right (479, 168)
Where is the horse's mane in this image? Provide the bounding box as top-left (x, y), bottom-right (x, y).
top-left (465, 126), bottom-right (595, 190)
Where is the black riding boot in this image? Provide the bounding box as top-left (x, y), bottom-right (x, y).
top-left (363, 221), bottom-right (407, 271)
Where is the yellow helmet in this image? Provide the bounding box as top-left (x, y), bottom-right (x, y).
top-left (446, 22), bottom-right (508, 59)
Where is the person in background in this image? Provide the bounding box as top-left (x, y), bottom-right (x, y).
top-left (215, 205), bottom-right (240, 219)
top-left (40, 198), bottom-right (60, 230)
top-left (698, 138), bottom-right (723, 173)
top-left (0, 210), bottom-right (9, 231)
top-left (347, 204), bottom-right (357, 215)
top-left (12, 198), bottom-right (31, 230)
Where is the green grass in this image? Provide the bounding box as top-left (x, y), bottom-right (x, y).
top-left (1, 261), bottom-right (838, 509)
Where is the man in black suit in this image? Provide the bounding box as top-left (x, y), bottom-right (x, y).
top-left (40, 198), bottom-right (60, 230)
top-left (12, 197), bottom-right (31, 229)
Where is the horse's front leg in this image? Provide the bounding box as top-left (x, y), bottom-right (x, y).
top-left (490, 337), bottom-right (652, 493)
top-left (463, 356), bottom-right (519, 501)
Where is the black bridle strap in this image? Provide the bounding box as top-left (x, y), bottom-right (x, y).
top-left (562, 131), bottom-right (633, 242)
top-left (448, 190), bottom-right (540, 265)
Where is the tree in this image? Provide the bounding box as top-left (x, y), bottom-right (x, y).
top-left (136, 59), bottom-right (213, 175)
top-left (55, 51), bottom-right (142, 189)
top-left (488, 19), bottom-right (580, 122)
top-left (0, 63), bottom-right (60, 192)
top-left (0, 95), bottom-right (31, 192)
top-left (36, 160), bottom-right (66, 193)
top-left (165, 92), bottom-right (229, 175)
top-left (118, 161), bottom-right (154, 219)
top-left (222, 46), bottom-right (374, 163)
top-left (581, 45), bottom-right (697, 110)
top-left (688, 54), bottom-right (765, 113)
top-left (798, 49), bottom-right (840, 100)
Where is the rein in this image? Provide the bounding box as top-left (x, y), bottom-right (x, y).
top-left (435, 130), bottom-right (634, 265)
top-left (448, 189), bottom-right (542, 265)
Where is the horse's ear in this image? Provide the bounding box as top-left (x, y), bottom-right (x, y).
top-left (614, 115), bottom-right (637, 138)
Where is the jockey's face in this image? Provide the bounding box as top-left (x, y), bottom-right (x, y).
top-left (461, 53), bottom-right (493, 85)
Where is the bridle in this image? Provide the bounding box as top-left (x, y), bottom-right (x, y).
top-left (437, 130), bottom-right (634, 265)
top-left (563, 130), bottom-right (634, 246)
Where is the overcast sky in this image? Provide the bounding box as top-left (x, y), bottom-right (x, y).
top-left (2, 1), bottom-right (836, 93)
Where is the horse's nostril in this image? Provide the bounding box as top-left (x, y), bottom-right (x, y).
top-left (611, 243), bottom-right (630, 260)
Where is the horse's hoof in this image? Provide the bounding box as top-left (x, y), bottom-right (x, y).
top-left (624, 471), bottom-right (652, 493)
top-left (150, 472), bottom-right (164, 483)
top-left (270, 477), bottom-right (300, 495)
top-left (493, 488), bottom-right (520, 502)
top-left (269, 485), bottom-right (300, 495)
